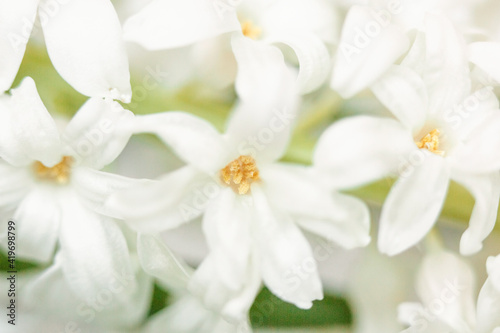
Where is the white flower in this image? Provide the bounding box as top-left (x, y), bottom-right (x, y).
top-left (0, 77), bottom-right (139, 301)
top-left (314, 14), bottom-right (500, 256)
top-left (0, 251), bottom-right (152, 332)
top-left (330, 0), bottom-right (493, 98)
top-left (122, 0), bottom-right (339, 93)
top-left (108, 36), bottom-right (370, 321)
top-left (137, 234), bottom-right (251, 333)
top-left (399, 251), bottom-right (500, 333)
top-left (0, 0), bottom-right (131, 101)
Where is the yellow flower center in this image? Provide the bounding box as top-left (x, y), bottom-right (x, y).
top-left (241, 20), bottom-right (262, 40)
top-left (220, 155), bottom-right (260, 195)
top-left (416, 129), bottom-right (445, 156)
top-left (33, 156), bottom-right (73, 184)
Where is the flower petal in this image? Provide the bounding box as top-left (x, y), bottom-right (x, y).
top-left (190, 250), bottom-right (261, 322)
top-left (266, 32), bottom-right (331, 93)
top-left (227, 34), bottom-right (300, 163)
top-left (59, 191), bottom-right (134, 302)
top-left (469, 42), bottom-right (500, 84)
top-left (313, 116), bottom-right (415, 189)
top-left (72, 167), bottom-right (143, 218)
top-left (9, 186), bottom-right (60, 263)
top-left (190, 188), bottom-right (260, 321)
top-left (261, 164), bottom-right (370, 249)
top-left (451, 171), bottom-right (500, 255)
top-left (378, 151), bottom-right (450, 256)
top-left (137, 233), bottom-right (192, 290)
top-left (133, 112), bottom-right (229, 174)
top-left (144, 295), bottom-right (246, 333)
top-left (62, 97), bottom-right (134, 170)
top-left (0, 161), bottom-right (32, 212)
top-left (477, 279), bottom-right (500, 333)
top-left (450, 110), bottom-right (500, 174)
top-left (331, 5), bottom-right (410, 98)
top-left (201, 188), bottom-right (252, 290)
top-left (421, 13), bottom-right (470, 116)
top-left (415, 251), bottom-right (476, 331)
top-left (106, 166), bottom-right (209, 233)
top-left (123, 0), bottom-right (240, 50)
top-left (22, 252), bottom-right (152, 328)
top-left (252, 184), bottom-right (323, 309)
top-left (0, 0), bottom-right (39, 92)
top-left (371, 65), bottom-right (428, 133)
top-left (259, 0), bottom-right (340, 44)
top-left (41, 0), bottom-right (131, 101)
top-left (0, 77), bottom-right (62, 167)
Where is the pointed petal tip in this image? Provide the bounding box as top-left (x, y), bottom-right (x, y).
top-left (459, 232), bottom-right (483, 256)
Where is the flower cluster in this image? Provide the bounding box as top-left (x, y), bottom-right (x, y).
top-left (1, 0), bottom-right (500, 332)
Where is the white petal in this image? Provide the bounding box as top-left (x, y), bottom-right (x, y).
top-left (106, 166), bottom-right (209, 232)
top-left (0, 0), bottom-right (39, 92)
top-left (59, 192), bottom-right (134, 302)
top-left (10, 186), bottom-right (60, 263)
top-left (450, 86), bottom-right (500, 141)
top-left (22, 253), bottom-right (152, 328)
top-left (259, 0), bottom-right (340, 44)
top-left (72, 167), bottom-right (143, 218)
top-left (313, 116), bottom-right (415, 189)
top-left (62, 97), bottom-right (134, 170)
top-left (261, 164), bottom-right (370, 249)
top-left (231, 34), bottom-right (298, 105)
top-left (133, 112), bottom-right (229, 174)
top-left (0, 77), bottom-right (62, 167)
top-left (331, 5), bottom-right (410, 98)
top-left (477, 279), bottom-right (500, 333)
top-left (0, 161), bottom-right (32, 211)
top-left (486, 254), bottom-right (500, 292)
top-left (227, 34), bottom-right (300, 163)
top-left (266, 32), bottom-right (331, 93)
top-left (371, 65), bottom-right (428, 133)
top-left (190, 251), bottom-right (261, 322)
top-left (451, 171), bottom-right (500, 255)
top-left (378, 151), bottom-right (450, 256)
top-left (450, 110), bottom-right (500, 174)
top-left (252, 184), bottom-right (323, 309)
top-left (41, 0), bottom-right (131, 101)
top-left (469, 42), bottom-right (500, 84)
top-left (415, 251), bottom-right (476, 331)
top-left (421, 14), bottom-right (470, 116)
top-left (190, 188), bottom-right (260, 321)
top-left (145, 294), bottom-right (247, 333)
top-left (201, 188), bottom-right (252, 290)
top-left (123, 0), bottom-right (240, 50)
top-left (136, 233), bottom-right (191, 290)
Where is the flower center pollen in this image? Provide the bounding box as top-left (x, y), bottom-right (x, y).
top-left (33, 156), bottom-right (73, 184)
top-left (416, 129), bottom-right (445, 156)
top-left (220, 155), bottom-right (260, 195)
top-left (241, 20), bottom-right (262, 40)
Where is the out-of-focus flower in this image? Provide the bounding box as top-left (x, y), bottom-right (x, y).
top-left (330, 0), bottom-right (496, 98)
top-left (0, 77), bottom-right (140, 301)
top-left (399, 251), bottom-right (500, 333)
top-left (122, 0), bottom-right (339, 93)
top-left (315, 14), bottom-right (500, 256)
top-left (0, 0), bottom-right (131, 101)
top-left (108, 36), bottom-right (370, 321)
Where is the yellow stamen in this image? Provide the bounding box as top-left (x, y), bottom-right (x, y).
top-left (416, 129), bottom-right (445, 156)
top-left (33, 156), bottom-right (73, 184)
top-left (220, 155), bottom-right (260, 195)
top-left (241, 20), bottom-right (262, 40)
